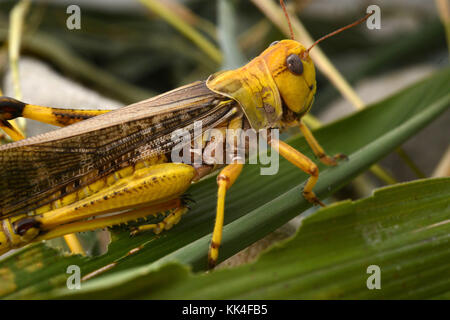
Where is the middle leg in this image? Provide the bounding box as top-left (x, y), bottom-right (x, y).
top-left (208, 163), bottom-right (244, 269)
top-left (270, 138), bottom-right (325, 207)
top-left (299, 120), bottom-right (347, 166)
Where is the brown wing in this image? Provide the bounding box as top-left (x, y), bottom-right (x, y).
top-left (0, 81), bottom-right (235, 217)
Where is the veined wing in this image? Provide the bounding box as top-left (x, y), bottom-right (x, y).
top-left (0, 81), bottom-right (235, 218)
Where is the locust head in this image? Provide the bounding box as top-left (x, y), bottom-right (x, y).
top-left (261, 39), bottom-right (316, 121)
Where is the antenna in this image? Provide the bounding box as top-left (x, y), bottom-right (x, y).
top-left (280, 0), bottom-right (294, 40)
top-left (304, 11), bottom-right (374, 57)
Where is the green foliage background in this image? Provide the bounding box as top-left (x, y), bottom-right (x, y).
top-left (0, 0), bottom-right (448, 299)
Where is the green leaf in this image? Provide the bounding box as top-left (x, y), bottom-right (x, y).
top-left (1, 68), bottom-right (449, 299)
top-left (55, 177), bottom-right (450, 299)
top-left (217, 0), bottom-right (247, 69)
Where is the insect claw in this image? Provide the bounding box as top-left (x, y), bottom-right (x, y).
top-left (316, 199), bottom-right (326, 207)
top-left (301, 188), bottom-right (326, 207)
top-left (334, 153), bottom-right (349, 162)
top-left (207, 259), bottom-right (217, 270)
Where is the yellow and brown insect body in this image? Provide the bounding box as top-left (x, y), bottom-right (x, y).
top-left (0, 97), bottom-right (243, 255)
top-left (0, 83), bottom-right (225, 217)
top-left (0, 40), bottom-right (324, 259)
top-left (0, 0), bottom-right (377, 271)
top-left (0, 39), bottom-right (336, 268)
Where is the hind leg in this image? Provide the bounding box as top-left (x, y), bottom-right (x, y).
top-left (7, 163), bottom-right (196, 254)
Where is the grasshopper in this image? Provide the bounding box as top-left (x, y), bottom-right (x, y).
top-left (0, 2), bottom-right (372, 268)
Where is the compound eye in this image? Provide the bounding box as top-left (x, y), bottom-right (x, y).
top-left (286, 54), bottom-right (303, 75)
top-left (269, 40), bottom-right (279, 47)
